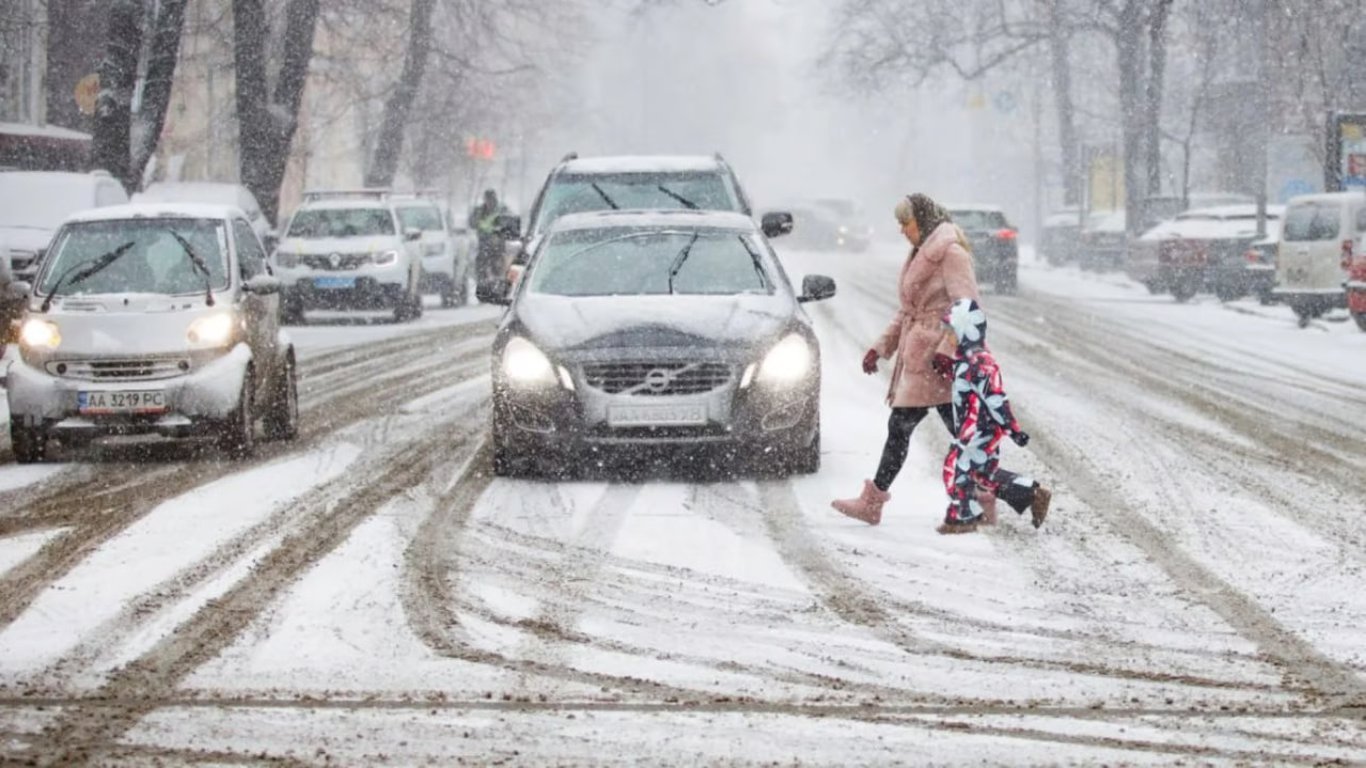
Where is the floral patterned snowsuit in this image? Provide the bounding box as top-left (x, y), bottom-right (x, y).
top-left (938, 299), bottom-right (1031, 526)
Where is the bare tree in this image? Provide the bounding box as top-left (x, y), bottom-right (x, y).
top-left (233, 0), bottom-right (320, 224)
top-left (365, 0), bottom-right (437, 188)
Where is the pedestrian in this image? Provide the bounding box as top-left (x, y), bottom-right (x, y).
top-left (935, 298), bottom-right (1052, 534)
top-left (469, 189), bottom-right (508, 290)
top-left (831, 193), bottom-right (981, 526)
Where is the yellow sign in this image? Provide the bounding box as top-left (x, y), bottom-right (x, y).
top-left (74, 73), bottom-right (99, 116)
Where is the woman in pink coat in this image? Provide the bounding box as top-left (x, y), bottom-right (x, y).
top-left (832, 194), bottom-right (981, 525)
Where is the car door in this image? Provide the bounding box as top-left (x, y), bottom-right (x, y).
top-left (232, 218), bottom-right (281, 392)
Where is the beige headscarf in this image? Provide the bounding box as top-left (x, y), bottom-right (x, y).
top-left (895, 193), bottom-right (971, 255)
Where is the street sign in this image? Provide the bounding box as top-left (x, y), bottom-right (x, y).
top-left (74, 73), bottom-right (99, 116)
top-left (1326, 112), bottom-right (1366, 192)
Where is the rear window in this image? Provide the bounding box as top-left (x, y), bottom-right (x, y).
top-left (951, 209), bottom-right (1009, 230)
top-left (287, 207), bottom-right (395, 238)
top-left (1283, 203), bottom-right (1340, 241)
top-left (533, 172), bottom-right (740, 235)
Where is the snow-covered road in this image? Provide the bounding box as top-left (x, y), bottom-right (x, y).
top-left (1, 249), bottom-right (1364, 765)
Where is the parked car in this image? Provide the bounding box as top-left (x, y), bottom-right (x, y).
top-left (1041, 206), bottom-right (1083, 265)
top-left (485, 209), bottom-right (834, 478)
top-left (271, 189), bottom-right (425, 324)
top-left (1241, 233), bottom-right (1279, 305)
top-left (947, 204), bottom-right (1019, 292)
top-left (392, 193), bottom-right (470, 308)
top-left (1079, 209), bottom-right (1127, 271)
top-left (498, 154), bottom-right (794, 300)
top-left (1127, 205), bottom-right (1283, 302)
top-left (1, 170), bottom-right (129, 337)
top-left (5, 203), bottom-right (297, 462)
top-left (134, 182), bottom-right (273, 246)
top-left (810, 197), bottom-right (873, 251)
top-left (1273, 191), bottom-right (1366, 326)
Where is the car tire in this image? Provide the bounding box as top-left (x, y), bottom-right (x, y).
top-left (1143, 280), bottom-right (1162, 295)
top-left (264, 357), bottom-right (299, 441)
top-left (439, 276), bottom-right (457, 308)
top-left (219, 374), bottom-right (257, 459)
top-left (1170, 281), bottom-right (1197, 303)
top-left (282, 292), bottom-right (306, 326)
top-left (790, 424), bottom-right (820, 475)
top-left (1354, 312), bottom-right (1366, 332)
top-left (10, 422), bottom-right (47, 464)
top-left (1213, 283), bottom-right (1243, 303)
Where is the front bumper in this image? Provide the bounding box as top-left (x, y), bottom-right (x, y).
top-left (6, 344), bottom-right (251, 437)
top-left (278, 263), bottom-right (411, 309)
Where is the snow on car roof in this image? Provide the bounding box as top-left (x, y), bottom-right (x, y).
top-left (945, 203), bottom-right (1004, 213)
top-left (549, 209), bottom-right (755, 232)
top-left (1176, 204), bottom-right (1284, 219)
top-left (1140, 211), bottom-right (1283, 242)
top-left (63, 202), bottom-right (243, 223)
top-left (293, 198), bottom-right (397, 211)
top-left (0, 122), bottom-right (93, 141)
top-left (1284, 191), bottom-right (1366, 205)
top-left (559, 155), bottom-right (722, 174)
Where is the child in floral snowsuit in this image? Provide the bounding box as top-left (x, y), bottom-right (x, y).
top-left (934, 298), bottom-right (1051, 534)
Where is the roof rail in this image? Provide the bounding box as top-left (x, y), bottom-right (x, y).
top-left (559, 151), bottom-right (579, 164)
top-left (302, 188), bottom-right (391, 203)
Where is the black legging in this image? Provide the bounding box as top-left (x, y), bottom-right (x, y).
top-left (873, 404), bottom-right (954, 492)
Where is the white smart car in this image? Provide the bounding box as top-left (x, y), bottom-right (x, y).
top-left (5, 203), bottom-right (297, 462)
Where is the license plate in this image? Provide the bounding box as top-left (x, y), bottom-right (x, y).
top-left (608, 403), bottom-right (706, 427)
top-left (78, 390), bottom-right (168, 415)
top-left (314, 276), bottom-right (356, 289)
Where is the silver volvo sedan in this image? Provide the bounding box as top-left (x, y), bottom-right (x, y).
top-left (5, 203), bottom-right (298, 462)
top-left (485, 210), bottom-right (835, 477)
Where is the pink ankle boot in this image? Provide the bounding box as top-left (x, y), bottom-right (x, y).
top-left (831, 480), bottom-right (890, 525)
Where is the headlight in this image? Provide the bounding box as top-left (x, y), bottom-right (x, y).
top-left (187, 312), bottom-right (238, 346)
top-left (757, 333), bottom-right (812, 385)
top-left (838, 225), bottom-right (849, 234)
top-left (503, 337), bottom-right (556, 387)
top-left (373, 250), bottom-right (399, 266)
top-left (276, 252), bottom-right (299, 268)
top-left (19, 318), bottom-right (61, 350)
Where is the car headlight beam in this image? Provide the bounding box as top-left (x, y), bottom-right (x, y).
top-left (757, 333), bottom-right (812, 385)
top-left (19, 318), bottom-right (61, 350)
top-left (187, 312), bottom-right (238, 347)
top-left (503, 337), bottom-right (557, 387)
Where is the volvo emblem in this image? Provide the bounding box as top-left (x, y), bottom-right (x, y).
top-left (328, 252), bottom-right (342, 268)
top-left (643, 368), bottom-right (673, 393)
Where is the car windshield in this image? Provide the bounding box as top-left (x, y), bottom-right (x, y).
top-left (287, 207), bottom-right (395, 238)
top-left (38, 218), bottom-right (229, 296)
top-left (397, 205), bottom-right (444, 233)
top-left (1283, 203), bottom-right (1340, 241)
top-left (529, 227), bottom-right (772, 297)
top-left (951, 210), bottom-right (1009, 230)
top-left (534, 172), bottom-right (739, 234)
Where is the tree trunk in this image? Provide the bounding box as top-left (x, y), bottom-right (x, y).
top-left (234, 0), bottom-right (320, 225)
top-left (92, 0), bottom-right (143, 191)
top-left (1047, 0), bottom-right (1080, 206)
top-left (130, 0), bottom-right (190, 188)
top-left (1143, 0), bottom-right (1173, 197)
top-left (1115, 1), bottom-right (1147, 236)
top-left (365, 0), bottom-right (438, 188)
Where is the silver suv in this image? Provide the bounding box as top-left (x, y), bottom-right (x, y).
top-left (272, 190), bottom-right (424, 323)
top-left (6, 203), bottom-right (298, 462)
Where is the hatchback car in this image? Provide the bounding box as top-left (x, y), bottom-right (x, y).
top-left (272, 190), bottom-right (424, 323)
top-left (5, 203), bottom-right (298, 462)
top-left (947, 205), bottom-right (1019, 292)
top-left (486, 210), bottom-right (835, 477)
top-left (1127, 205), bottom-right (1283, 302)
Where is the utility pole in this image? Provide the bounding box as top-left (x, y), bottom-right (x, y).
top-left (1252, 0), bottom-right (1268, 237)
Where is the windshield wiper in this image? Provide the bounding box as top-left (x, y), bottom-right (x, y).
top-left (657, 184), bottom-right (699, 210)
top-left (40, 241), bottom-right (136, 312)
top-left (590, 182), bottom-right (619, 210)
top-left (168, 230), bottom-right (216, 307)
top-left (666, 232), bottom-right (700, 295)
top-left (737, 235), bottom-right (770, 289)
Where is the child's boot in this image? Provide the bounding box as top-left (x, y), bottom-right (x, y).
top-left (831, 480), bottom-right (890, 526)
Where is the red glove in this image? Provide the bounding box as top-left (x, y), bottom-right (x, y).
top-left (862, 348), bottom-right (879, 375)
top-left (931, 353), bottom-right (954, 379)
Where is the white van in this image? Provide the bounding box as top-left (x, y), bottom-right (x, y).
top-left (1273, 192), bottom-right (1366, 325)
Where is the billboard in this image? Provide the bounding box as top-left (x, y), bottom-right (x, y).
top-left (1327, 112), bottom-right (1366, 192)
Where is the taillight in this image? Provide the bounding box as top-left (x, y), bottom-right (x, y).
top-left (995, 229), bottom-right (1017, 240)
top-left (1244, 248), bottom-right (1259, 264)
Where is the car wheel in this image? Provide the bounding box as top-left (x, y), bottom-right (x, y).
top-left (264, 357), bottom-right (299, 441)
top-left (1354, 313), bottom-right (1366, 332)
top-left (790, 424), bottom-right (820, 475)
top-left (219, 374), bottom-right (257, 459)
top-left (282, 292), bottom-right (306, 325)
top-left (1170, 281), bottom-right (1197, 303)
top-left (1143, 280), bottom-right (1162, 295)
top-left (10, 422), bottom-right (47, 464)
top-left (1213, 283), bottom-right (1244, 303)
top-left (1257, 289), bottom-right (1275, 306)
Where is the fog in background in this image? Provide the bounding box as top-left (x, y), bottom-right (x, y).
top-left (524, 0), bottom-right (1043, 237)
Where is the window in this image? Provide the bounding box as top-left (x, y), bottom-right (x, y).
top-left (1283, 203), bottom-right (1341, 242)
top-left (287, 207), bottom-right (396, 238)
top-left (397, 204), bottom-right (444, 233)
top-left (529, 228), bottom-right (772, 297)
top-left (233, 219), bottom-right (266, 279)
top-left (39, 218), bottom-right (230, 297)
top-left (533, 172), bottom-right (740, 235)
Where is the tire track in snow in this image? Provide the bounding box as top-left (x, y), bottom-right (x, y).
top-left (0, 325), bottom-right (493, 635)
top-left (14, 398), bottom-right (489, 766)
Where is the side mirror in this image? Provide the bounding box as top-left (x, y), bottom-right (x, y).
top-left (797, 274), bottom-right (836, 303)
top-left (762, 211), bottom-right (795, 239)
top-left (243, 274), bottom-right (281, 295)
top-left (495, 213), bottom-right (522, 238)
top-left (405, 229), bottom-right (422, 242)
top-left (262, 231), bottom-right (279, 254)
top-left (7, 280), bottom-right (32, 301)
top-left (475, 280), bottom-right (512, 306)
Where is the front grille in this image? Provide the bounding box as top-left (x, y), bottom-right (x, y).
top-left (582, 361), bottom-right (732, 396)
top-left (301, 253), bottom-right (371, 271)
top-left (48, 358), bottom-right (187, 381)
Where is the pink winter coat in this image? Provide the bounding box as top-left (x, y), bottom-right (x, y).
top-left (873, 222), bottom-right (981, 407)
